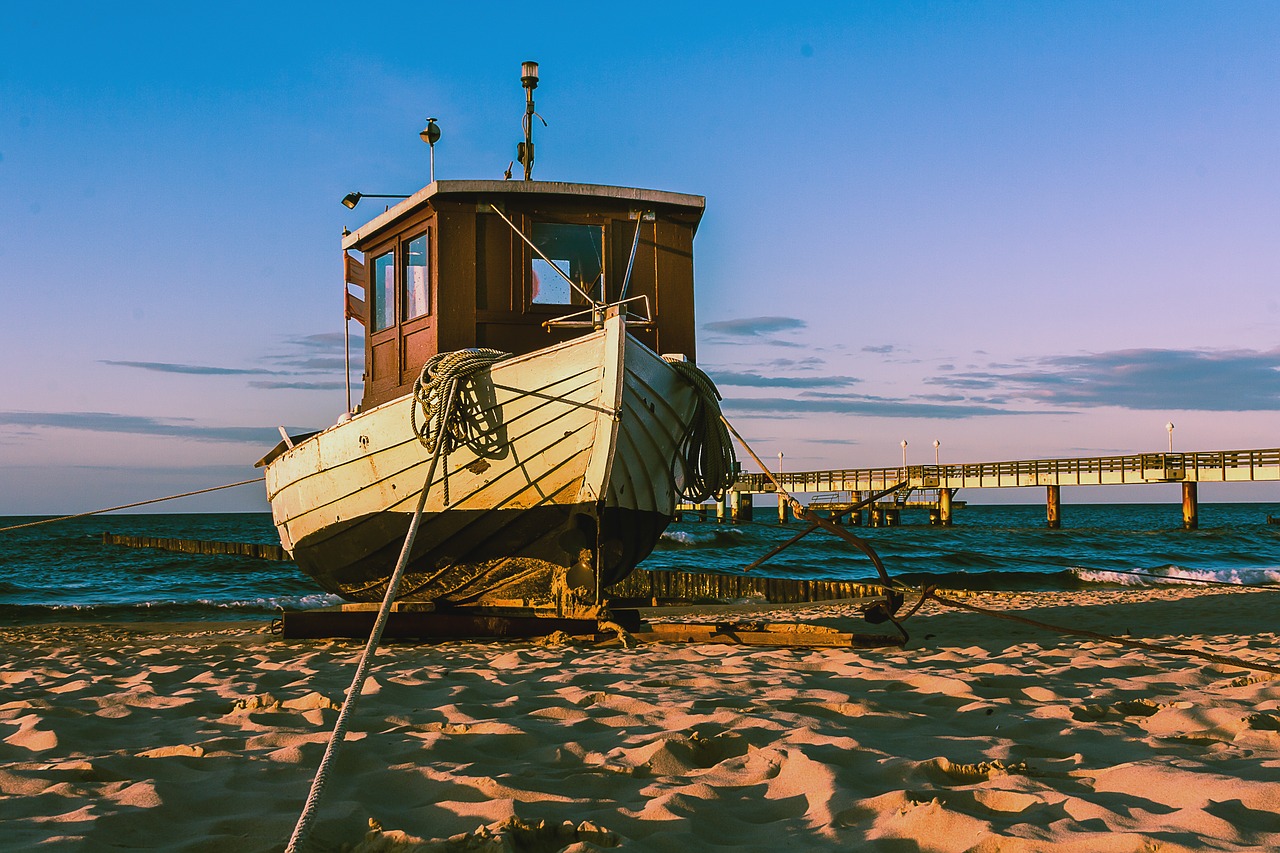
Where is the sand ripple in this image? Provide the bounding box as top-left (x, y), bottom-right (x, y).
top-left (0, 589), bottom-right (1277, 851)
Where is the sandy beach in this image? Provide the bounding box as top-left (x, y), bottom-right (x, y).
top-left (2, 587), bottom-right (1278, 852)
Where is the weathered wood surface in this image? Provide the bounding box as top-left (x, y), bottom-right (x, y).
top-left (606, 570), bottom-right (886, 604)
top-left (101, 532), bottom-right (885, 603)
top-left (629, 622), bottom-right (903, 648)
top-left (102, 533), bottom-right (289, 561)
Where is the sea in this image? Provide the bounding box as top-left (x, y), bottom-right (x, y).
top-left (1, 503), bottom-right (1278, 625)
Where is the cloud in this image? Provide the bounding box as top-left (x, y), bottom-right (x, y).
top-left (861, 344), bottom-right (895, 354)
top-left (703, 316), bottom-right (807, 337)
top-left (249, 380), bottom-right (349, 391)
top-left (707, 370), bottom-right (860, 389)
top-left (721, 395), bottom-right (1026, 419)
top-left (764, 357), bottom-right (826, 370)
top-left (101, 331), bottom-right (365, 388)
top-left (290, 332), bottom-right (352, 350)
top-left (0, 411), bottom-right (291, 444)
top-left (928, 347), bottom-right (1280, 411)
top-left (101, 360), bottom-right (278, 376)
top-left (268, 356), bottom-right (352, 372)
top-left (262, 332), bottom-right (365, 377)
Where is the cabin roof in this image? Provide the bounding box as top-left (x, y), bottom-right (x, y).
top-left (342, 180), bottom-right (706, 250)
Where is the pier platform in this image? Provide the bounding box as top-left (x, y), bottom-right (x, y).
top-left (721, 447), bottom-right (1280, 530)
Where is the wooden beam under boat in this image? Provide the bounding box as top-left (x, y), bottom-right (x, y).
top-left (277, 599), bottom-right (904, 648)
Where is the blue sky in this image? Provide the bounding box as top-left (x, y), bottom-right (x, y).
top-left (2, 2), bottom-right (1278, 513)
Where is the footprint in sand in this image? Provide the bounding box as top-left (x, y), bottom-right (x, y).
top-left (923, 756), bottom-right (1031, 784)
top-left (1245, 711), bottom-right (1280, 731)
top-left (1070, 698), bottom-right (1162, 722)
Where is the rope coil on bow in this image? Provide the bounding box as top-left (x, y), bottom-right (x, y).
top-left (409, 348), bottom-right (511, 504)
top-left (664, 358), bottom-right (738, 503)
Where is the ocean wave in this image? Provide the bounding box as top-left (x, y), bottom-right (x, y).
top-left (656, 527), bottom-right (746, 549)
top-left (889, 570), bottom-right (1080, 592)
top-left (1072, 565), bottom-right (1280, 587)
top-left (0, 592), bottom-right (344, 625)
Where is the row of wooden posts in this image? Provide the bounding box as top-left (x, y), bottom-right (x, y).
top-left (102, 533), bottom-right (290, 561)
top-left (101, 532), bottom-right (887, 604)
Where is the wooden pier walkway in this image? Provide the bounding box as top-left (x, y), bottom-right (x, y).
top-left (728, 447), bottom-right (1280, 530)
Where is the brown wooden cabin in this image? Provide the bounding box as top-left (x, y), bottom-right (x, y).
top-left (341, 180), bottom-right (706, 411)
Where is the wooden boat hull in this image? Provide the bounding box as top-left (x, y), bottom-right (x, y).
top-left (263, 312), bottom-right (696, 610)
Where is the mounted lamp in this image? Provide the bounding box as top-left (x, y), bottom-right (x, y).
top-left (341, 192), bottom-right (410, 209)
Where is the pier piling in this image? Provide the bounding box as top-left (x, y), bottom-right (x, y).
top-left (938, 488), bottom-right (954, 527)
top-left (1046, 485), bottom-right (1062, 529)
top-left (1182, 481), bottom-right (1199, 530)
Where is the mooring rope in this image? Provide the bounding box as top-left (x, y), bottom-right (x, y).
top-left (0, 476), bottom-right (266, 534)
top-left (665, 359), bottom-right (738, 503)
top-left (286, 350), bottom-right (505, 853)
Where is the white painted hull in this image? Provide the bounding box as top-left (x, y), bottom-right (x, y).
top-left (263, 313), bottom-right (696, 608)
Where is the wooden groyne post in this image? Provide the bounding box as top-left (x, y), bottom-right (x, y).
top-left (102, 532), bottom-right (290, 561)
top-left (608, 568), bottom-right (886, 605)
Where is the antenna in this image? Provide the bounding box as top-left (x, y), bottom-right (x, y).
top-left (517, 60), bottom-right (546, 181)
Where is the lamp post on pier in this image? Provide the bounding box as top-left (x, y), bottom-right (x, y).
top-left (1166, 422), bottom-right (1175, 453)
top-left (933, 439), bottom-right (952, 527)
top-left (777, 452), bottom-right (787, 524)
top-left (900, 440), bottom-right (908, 480)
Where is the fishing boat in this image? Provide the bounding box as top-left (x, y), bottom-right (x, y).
top-left (256, 63), bottom-right (734, 616)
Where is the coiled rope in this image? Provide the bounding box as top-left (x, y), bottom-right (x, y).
top-left (286, 350), bottom-right (505, 853)
top-left (665, 359), bottom-right (738, 503)
top-left (409, 348), bottom-right (510, 505)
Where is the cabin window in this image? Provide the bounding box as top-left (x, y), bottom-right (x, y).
top-left (530, 222), bottom-right (603, 305)
top-left (403, 232), bottom-right (430, 320)
top-left (372, 251), bottom-right (394, 331)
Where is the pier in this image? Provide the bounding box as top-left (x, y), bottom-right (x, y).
top-left (725, 447), bottom-right (1280, 530)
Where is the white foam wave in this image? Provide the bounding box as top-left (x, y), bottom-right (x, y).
top-left (1073, 565), bottom-right (1280, 587)
top-left (659, 527), bottom-right (745, 547)
top-left (198, 593), bottom-right (344, 610)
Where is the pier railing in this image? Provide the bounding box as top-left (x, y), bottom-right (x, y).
top-left (733, 447), bottom-right (1280, 494)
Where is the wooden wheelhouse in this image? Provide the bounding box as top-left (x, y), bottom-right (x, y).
top-left (340, 180), bottom-right (706, 411)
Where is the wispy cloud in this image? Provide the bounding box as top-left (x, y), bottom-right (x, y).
top-left (101, 360), bottom-right (278, 376)
top-left (707, 370), bottom-right (860, 389)
top-left (861, 344), bottom-right (895, 354)
top-left (291, 332), bottom-right (351, 349)
top-left (263, 332), bottom-right (364, 377)
top-left (703, 316), bottom-right (806, 337)
top-left (0, 411), bottom-right (290, 444)
top-left (928, 347), bottom-right (1280, 411)
top-left (722, 395), bottom-right (1027, 419)
top-left (100, 331), bottom-right (363, 389)
top-left (702, 316), bottom-right (808, 347)
top-left (249, 380), bottom-right (348, 391)
top-left (764, 357), bottom-right (826, 370)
